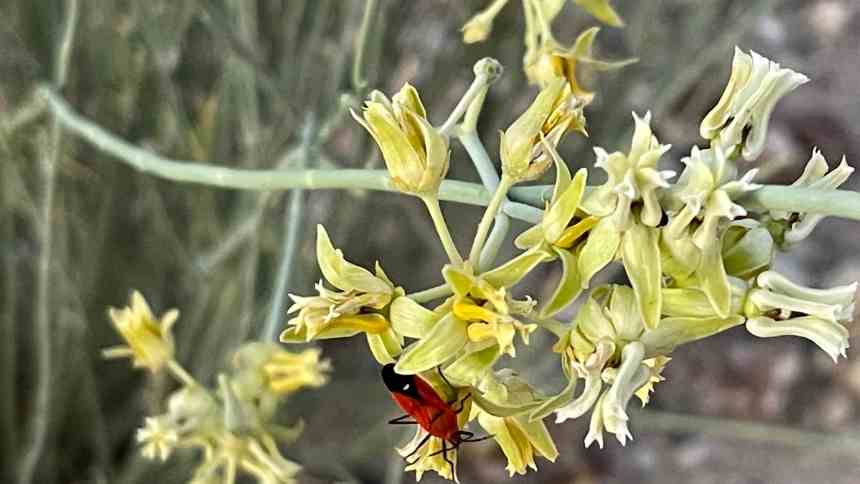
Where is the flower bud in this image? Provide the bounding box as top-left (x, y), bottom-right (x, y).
top-left (352, 84), bottom-right (450, 196)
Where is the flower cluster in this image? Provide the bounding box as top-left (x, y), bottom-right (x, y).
top-left (104, 292), bottom-right (330, 484)
top-left (462, 0), bottom-right (634, 109)
top-left (281, 45), bottom-right (856, 482)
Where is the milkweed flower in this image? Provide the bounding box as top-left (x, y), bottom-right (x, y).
top-left (769, 148), bottom-right (854, 247)
top-left (572, 113), bottom-right (673, 329)
top-left (103, 290), bottom-right (178, 373)
top-left (394, 263), bottom-right (540, 383)
top-left (460, 0), bottom-right (510, 43)
top-left (514, 149), bottom-right (597, 317)
top-left (470, 371), bottom-right (558, 476)
top-left (662, 146), bottom-right (761, 316)
top-left (532, 285), bottom-right (745, 446)
top-left (744, 270), bottom-right (857, 362)
top-left (351, 84), bottom-right (449, 196)
top-left (281, 225), bottom-right (403, 364)
top-left (137, 416), bottom-right (179, 461)
top-left (500, 78), bottom-right (584, 183)
top-left (525, 27), bottom-right (636, 104)
top-left (700, 48), bottom-right (808, 160)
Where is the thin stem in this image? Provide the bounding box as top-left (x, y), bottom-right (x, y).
top-left (167, 360), bottom-right (199, 388)
top-left (633, 409), bottom-right (860, 453)
top-left (469, 176), bottom-right (512, 263)
top-left (479, 214), bottom-right (510, 271)
top-left (406, 284), bottom-right (453, 304)
top-left (527, 314), bottom-right (569, 338)
top-left (351, 0), bottom-right (377, 93)
top-left (19, 2), bottom-right (78, 483)
top-left (438, 73), bottom-right (493, 136)
top-left (458, 130), bottom-right (513, 271)
top-left (262, 118), bottom-right (314, 342)
top-left (421, 196), bottom-right (464, 265)
top-left (38, 87), bottom-right (860, 223)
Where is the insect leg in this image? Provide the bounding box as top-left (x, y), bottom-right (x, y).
top-left (459, 433), bottom-right (494, 443)
top-left (403, 432), bottom-right (432, 463)
top-left (452, 393), bottom-right (472, 413)
top-left (436, 366), bottom-right (456, 394)
top-left (440, 440), bottom-right (455, 480)
top-left (388, 414), bottom-right (418, 425)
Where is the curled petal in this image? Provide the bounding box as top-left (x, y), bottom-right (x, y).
top-left (746, 316), bottom-right (849, 362)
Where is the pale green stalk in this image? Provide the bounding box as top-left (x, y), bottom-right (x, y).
top-left (19, 2), bottom-right (78, 483)
top-left (469, 175), bottom-right (513, 263)
top-left (38, 87), bottom-right (860, 223)
top-left (351, 0), bottom-right (377, 92)
top-left (438, 66), bottom-right (497, 135)
top-left (458, 130), bottom-right (513, 271)
top-left (421, 196), bottom-right (464, 265)
top-left (406, 284), bottom-right (453, 303)
top-left (262, 119), bottom-right (313, 342)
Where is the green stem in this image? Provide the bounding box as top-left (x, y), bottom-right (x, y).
top-left (167, 360), bottom-right (199, 388)
top-left (406, 284), bottom-right (453, 303)
top-left (421, 196), bottom-right (464, 265)
top-left (262, 118), bottom-right (314, 342)
top-left (458, 130), bottom-right (513, 271)
top-left (438, 58), bottom-right (501, 136)
top-left (528, 314), bottom-right (569, 338)
top-left (37, 87), bottom-right (860, 223)
top-left (469, 176), bottom-right (512, 263)
top-left (19, 3), bottom-right (78, 483)
top-left (351, 0), bottom-right (377, 93)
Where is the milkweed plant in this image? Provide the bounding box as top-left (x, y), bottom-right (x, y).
top-left (86, 1), bottom-right (860, 482)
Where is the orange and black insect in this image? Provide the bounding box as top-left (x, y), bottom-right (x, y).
top-left (381, 363), bottom-right (491, 477)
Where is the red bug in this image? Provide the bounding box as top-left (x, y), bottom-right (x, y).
top-left (381, 363), bottom-right (490, 477)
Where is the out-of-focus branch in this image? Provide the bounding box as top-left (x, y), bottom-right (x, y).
top-left (19, 1), bottom-right (79, 483)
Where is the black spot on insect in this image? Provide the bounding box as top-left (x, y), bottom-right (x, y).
top-left (382, 363), bottom-right (421, 400)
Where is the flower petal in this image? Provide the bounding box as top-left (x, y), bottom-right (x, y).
top-left (395, 313), bottom-right (468, 374)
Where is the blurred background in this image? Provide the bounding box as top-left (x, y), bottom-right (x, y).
top-left (2, 0), bottom-right (860, 482)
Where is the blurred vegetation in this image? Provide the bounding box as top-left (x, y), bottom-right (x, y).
top-left (2, 0), bottom-right (860, 483)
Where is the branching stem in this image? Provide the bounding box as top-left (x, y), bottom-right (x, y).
top-left (421, 196), bottom-right (464, 265)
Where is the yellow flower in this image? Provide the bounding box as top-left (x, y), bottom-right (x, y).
top-left (525, 27), bottom-right (636, 104)
top-left (262, 347), bottom-right (331, 394)
top-left (515, 147), bottom-right (598, 317)
top-left (351, 84), bottom-right (449, 196)
top-left (572, 0), bottom-right (624, 27)
top-left (398, 429), bottom-right (459, 482)
top-left (137, 416), bottom-right (179, 461)
top-left (103, 290), bottom-right (178, 373)
top-left (460, 0), bottom-right (510, 44)
top-left (500, 78), bottom-right (582, 183)
top-left (280, 225), bottom-right (403, 364)
top-left (472, 371), bottom-right (558, 476)
top-left (393, 263), bottom-right (541, 384)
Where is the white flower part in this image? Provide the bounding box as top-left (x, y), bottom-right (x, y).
top-left (137, 416), bottom-right (179, 461)
top-left (771, 148), bottom-right (854, 246)
top-left (701, 48), bottom-right (809, 160)
top-left (666, 146), bottom-right (761, 247)
top-left (746, 271), bottom-right (857, 362)
top-left (584, 393), bottom-right (607, 449)
top-left (554, 362), bottom-right (603, 423)
top-left (599, 342), bottom-right (649, 446)
top-left (584, 112), bottom-right (673, 228)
